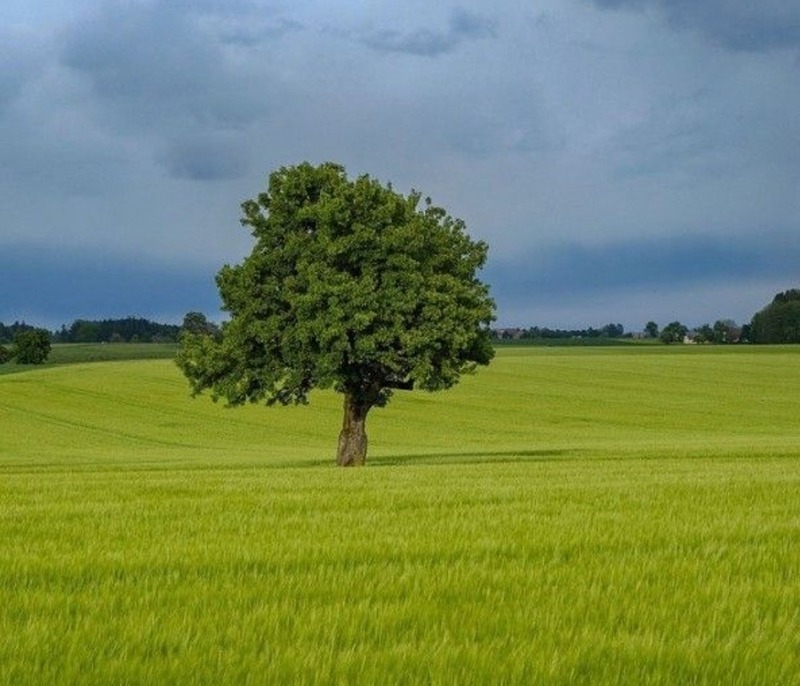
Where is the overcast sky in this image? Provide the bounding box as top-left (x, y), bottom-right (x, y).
top-left (2, 0), bottom-right (798, 330)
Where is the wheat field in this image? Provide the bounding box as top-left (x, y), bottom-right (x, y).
top-left (1, 345), bottom-right (798, 683)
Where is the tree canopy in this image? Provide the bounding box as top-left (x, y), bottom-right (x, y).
top-left (55, 318), bottom-right (181, 343)
top-left (0, 321), bottom-right (35, 345)
top-left (750, 289), bottom-right (800, 343)
top-left (177, 162), bottom-right (495, 465)
top-left (181, 312), bottom-right (220, 339)
top-left (660, 321), bottom-right (688, 344)
top-left (644, 321), bottom-right (659, 339)
top-left (12, 328), bottom-right (52, 364)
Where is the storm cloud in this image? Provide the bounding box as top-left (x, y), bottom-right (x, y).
top-left (589, 0), bottom-right (800, 51)
top-left (57, 0), bottom-right (288, 181)
top-left (0, 244), bottom-right (219, 325)
top-left (360, 8), bottom-right (496, 56)
top-left (2, 0), bottom-right (798, 329)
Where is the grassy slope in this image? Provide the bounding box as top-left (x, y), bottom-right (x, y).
top-left (2, 345), bottom-right (797, 466)
top-left (0, 343), bottom-right (177, 376)
top-left (1, 346), bottom-right (799, 683)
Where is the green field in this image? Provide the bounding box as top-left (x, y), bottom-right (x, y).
top-left (0, 342), bottom-right (177, 376)
top-left (1, 346), bottom-right (799, 683)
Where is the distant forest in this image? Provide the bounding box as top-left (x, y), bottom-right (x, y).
top-left (0, 318), bottom-right (180, 345)
top-left (1, 289), bottom-right (799, 346)
top-left (493, 323), bottom-right (626, 341)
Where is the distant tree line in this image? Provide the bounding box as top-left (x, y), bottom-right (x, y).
top-left (53, 317), bottom-right (182, 344)
top-left (1, 315), bottom-right (221, 366)
top-left (2, 318), bottom-right (184, 345)
top-left (493, 288), bottom-right (800, 346)
top-left (0, 321), bottom-right (36, 344)
top-left (3, 288), bottom-right (799, 363)
top-left (494, 323), bottom-right (625, 341)
top-left (645, 290), bottom-right (800, 345)
top-left (648, 320), bottom-right (741, 345)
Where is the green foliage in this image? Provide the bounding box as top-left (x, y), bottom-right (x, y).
top-left (659, 321), bottom-right (687, 344)
top-left (712, 319), bottom-right (739, 343)
top-left (65, 319), bottom-right (101, 343)
top-left (12, 328), bottom-right (51, 364)
top-left (601, 322), bottom-right (624, 337)
top-left (694, 323), bottom-right (714, 343)
top-left (0, 345), bottom-right (11, 364)
top-left (644, 321), bottom-right (659, 338)
top-left (751, 289), bottom-right (800, 343)
top-left (181, 312), bottom-right (220, 338)
top-left (0, 321), bottom-right (35, 344)
top-left (771, 288), bottom-right (800, 305)
top-left (689, 320), bottom-right (741, 345)
top-left (57, 318), bottom-right (181, 343)
top-left (177, 161), bottom-right (495, 422)
top-left (495, 324), bottom-right (626, 342)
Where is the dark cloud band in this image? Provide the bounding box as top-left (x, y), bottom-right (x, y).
top-left (588, 0), bottom-right (800, 52)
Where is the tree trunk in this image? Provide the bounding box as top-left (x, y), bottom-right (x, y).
top-left (337, 393), bottom-right (370, 466)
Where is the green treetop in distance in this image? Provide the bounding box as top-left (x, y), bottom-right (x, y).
top-left (660, 321), bottom-right (688, 344)
top-left (751, 288), bottom-right (800, 343)
top-left (12, 328), bottom-right (52, 364)
top-left (177, 162), bottom-right (496, 466)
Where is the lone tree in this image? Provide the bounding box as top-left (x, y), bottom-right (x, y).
top-left (177, 162), bottom-right (495, 466)
top-left (12, 328), bottom-right (52, 364)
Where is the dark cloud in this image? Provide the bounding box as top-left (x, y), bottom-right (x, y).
top-left (591, 0), bottom-right (642, 7)
top-left (588, 0), bottom-right (800, 52)
top-left (58, 0), bottom-right (292, 180)
top-left (0, 59), bottom-right (132, 195)
top-left (604, 92), bottom-right (725, 178)
top-left (449, 8), bottom-right (497, 40)
top-left (3, 2), bottom-right (798, 330)
top-left (0, 132), bottom-right (131, 195)
top-left (158, 134), bottom-right (250, 181)
top-left (442, 98), bottom-right (560, 158)
top-left (0, 61), bottom-right (27, 112)
top-left (216, 16), bottom-right (303, 46)
top-left (60, 2), bottom-right (267, 126)
top-left (1, 244), bottom-right (219, 327)
top-left (485, 232), bottom-right (800, 306)
top-left (0, 31), bottom-right (45, 113)
top-left (361, 8), bottom-right (495, 57)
